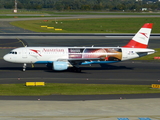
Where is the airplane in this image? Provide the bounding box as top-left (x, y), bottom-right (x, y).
top-left (3, 23), bottom-right (155, 72)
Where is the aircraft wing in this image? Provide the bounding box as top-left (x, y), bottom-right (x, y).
top-left (58, 58), bottom-right (101, 65)
top-left (69, 58), bottom-right (102, 65)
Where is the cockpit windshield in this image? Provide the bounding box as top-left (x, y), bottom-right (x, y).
top-left (9, 51), bottom-right (17, 54)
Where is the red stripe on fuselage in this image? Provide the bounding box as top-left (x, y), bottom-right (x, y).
top-left (123, 40), bottom-right (148, 48)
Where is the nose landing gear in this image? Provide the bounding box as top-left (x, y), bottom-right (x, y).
top-left (23, 63), bottom-right (26, 71)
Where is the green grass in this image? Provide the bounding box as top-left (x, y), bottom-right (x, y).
top-left (10, 17), bottom-right (160, 33)
top-left (0, 83), bottom-right (159, 96)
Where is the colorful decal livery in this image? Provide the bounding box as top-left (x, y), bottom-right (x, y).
top-left (68, 48), bottom-right (122, 61)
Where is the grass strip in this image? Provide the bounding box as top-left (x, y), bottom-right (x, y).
top-left (0, 83), bottom-right (159, 96)
top-left (10, 17), bottom-right (160, 33)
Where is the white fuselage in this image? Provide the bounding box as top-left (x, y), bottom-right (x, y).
top-left (3, 47), bottom-right (155, 64)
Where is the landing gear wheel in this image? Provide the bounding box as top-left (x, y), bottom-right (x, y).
top-left (70, 67), bottom-right (81, 73)
top-left (76, 68), bottom-right (81, 73)
top-left (22, 63), bottom-right (27, 72)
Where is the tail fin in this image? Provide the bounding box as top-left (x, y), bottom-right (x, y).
top-left (123, 23), bottom-right (153, 48)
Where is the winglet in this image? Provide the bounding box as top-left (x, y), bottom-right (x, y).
top-left (123, 23), bottom-right (153, 48)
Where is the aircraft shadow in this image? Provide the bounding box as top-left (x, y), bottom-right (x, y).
top-left (0, 64), bottom-right (133, 73)
top-left (81, 64), bottom-right (133, 71)
top-left (0, 67), bottom-right (23, 71)
top-left (0, 67), bottom-right (49, 71)
top-left (45, 64), bottom-right (133, 73)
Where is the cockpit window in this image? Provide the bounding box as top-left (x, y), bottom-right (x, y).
top-left (9, 51), bottom-right (17, 54)
top-left (9, 52), bottom-right (13, 54)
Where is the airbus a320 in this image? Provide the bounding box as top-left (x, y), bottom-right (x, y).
top-left (3, 23), bottom-right (155, 72)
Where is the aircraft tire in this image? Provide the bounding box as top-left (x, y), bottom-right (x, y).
top-left (70, 67), bottom-right (81, 73)
top-left (76, 68), bottom-right (81, 73)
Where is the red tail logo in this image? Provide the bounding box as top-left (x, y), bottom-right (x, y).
top-left (30, 49), bottom-right (42, 56)
top-left (140, 32), bottom-right (148, 38)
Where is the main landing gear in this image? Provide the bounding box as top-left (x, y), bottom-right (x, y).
top-left (23, 63), bottom-right (26, 71)
top-left (70, 66), bottom-right (81, 73)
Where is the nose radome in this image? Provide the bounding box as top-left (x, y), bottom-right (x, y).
top-left (3, 55), bottom-right (7, 61)
top-left (3, 55), bottom-right (10, 62)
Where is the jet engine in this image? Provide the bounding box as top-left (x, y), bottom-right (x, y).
top-left (52, 61), bottom-right (68, 71)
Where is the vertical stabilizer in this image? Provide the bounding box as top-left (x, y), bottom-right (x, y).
top-left (123, 23), bottom-right (153, 48)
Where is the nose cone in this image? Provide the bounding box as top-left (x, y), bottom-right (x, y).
top-left (3, 54), bottom-right (11, 62)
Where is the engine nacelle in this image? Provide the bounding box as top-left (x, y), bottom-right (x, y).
top-left (52, 61), bottom-right (68, 71)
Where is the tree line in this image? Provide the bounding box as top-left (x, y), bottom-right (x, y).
top-left (1, 0), bottom-right (160, 12)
